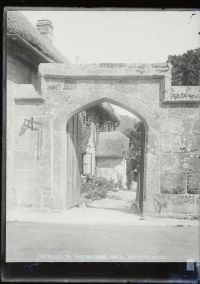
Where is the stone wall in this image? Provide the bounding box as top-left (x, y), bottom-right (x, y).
top-left (160, 107), bottom-right (200, 195)
top-left (14, 104), bottom-right (52, 208)
top-left (154, 106), bottom-right (200, 218)
top-left (37, 63), bottom-right (163, 213)
top-left (7, 81), bottom-right (53, 209)
top-left (7, 62), bottom-right (200, 218)
top-left (37, 63), bottom-right (199, 217)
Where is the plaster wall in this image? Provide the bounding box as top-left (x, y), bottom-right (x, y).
top-left (96, 157), bottom-right (127, 189)
top-left (7, 53), bottom-right (38, 88)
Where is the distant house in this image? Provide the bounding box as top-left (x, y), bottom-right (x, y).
top-left (96, 131), bottom-right (129, 189)
top-left (80, 104), bottom-right (129, 189)
top-left (80, 103), bottom-right (120, 176)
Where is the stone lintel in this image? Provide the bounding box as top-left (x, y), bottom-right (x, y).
top-left (38, 63), bottom-right (170, 79)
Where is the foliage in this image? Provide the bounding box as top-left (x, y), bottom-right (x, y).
top-left (117, 115), bottom-right (143, 168)
top-left (81, 175), bottom-right (118, 201)
top-left (116, 115), bottom-right (143, 188)
top-left (125, 122), bottom-right (143, 161)
top-left (161, 186), bottom-right (185, 194)
top-left (168, 48), bottom-right (200, 86)
top-left (117, 115), bottom-right (139, 134)
top-left (79, 113), bottom-right (92, 153)
top-left (187, 185), bottom-right (200, 194)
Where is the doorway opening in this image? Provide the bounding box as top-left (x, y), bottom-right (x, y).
top-left (65, 101), bottom-right (146, 216)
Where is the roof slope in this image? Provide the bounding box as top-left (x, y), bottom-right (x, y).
top-left (7, 11), bottom-right (69, 64)
top-left (96, 131), bottom-right (129, 158)
top-left (99, 102), bottom-right (120, 123)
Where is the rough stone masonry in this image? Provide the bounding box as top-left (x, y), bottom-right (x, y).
top-left (7, 62), bottom-right (200, 218)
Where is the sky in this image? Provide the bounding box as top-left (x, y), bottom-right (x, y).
top-left (21, 9), bottom-right (200, 64)
top-left (20, 9), bottom-right (200, 117)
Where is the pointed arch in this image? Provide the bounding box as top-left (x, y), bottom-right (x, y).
top-left (51, 89), bottom-right (159, 212)
top-left (52, 89), bottom-right (159, 132)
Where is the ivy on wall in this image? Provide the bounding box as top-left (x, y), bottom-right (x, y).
top-left (79, 112), bottom-right (92, 153)
top-left (161, 186), bottom-right (185, 194)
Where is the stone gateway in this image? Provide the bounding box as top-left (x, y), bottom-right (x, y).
top-left (6, 11), bottom-right (200, 218)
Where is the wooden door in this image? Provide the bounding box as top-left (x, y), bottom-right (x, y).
top-left (66, 114), bottom-right (81, 208)
top-left (138, 124), bottom-right (145, 213)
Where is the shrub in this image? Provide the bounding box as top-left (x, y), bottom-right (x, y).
top-left (81, 175), bottom-right (117, 201)
top-left (187, 185), bottom-right (200, 194)
top-left (161, 186), bottom-right (185, 194)
top-left (80, 121), bottom-right (92, 153)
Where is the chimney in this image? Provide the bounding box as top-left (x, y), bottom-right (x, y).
top-left (36, 19), bottom-right (53, 43)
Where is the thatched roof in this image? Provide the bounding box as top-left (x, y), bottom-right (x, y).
top-left (7, 11), bottom-right (69, 64)
top-left (99, 102), bottom-right (120, 123)
top-left (96, 131), bottom-right (129, 158)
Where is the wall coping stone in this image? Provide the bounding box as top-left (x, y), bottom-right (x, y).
top-left (39, 63), bottom-right (171, 78)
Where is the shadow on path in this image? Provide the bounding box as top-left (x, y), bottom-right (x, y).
top-left (87, 190), bottom-right (141, 216)
top-left (87, 204), bottom-right (142, 215)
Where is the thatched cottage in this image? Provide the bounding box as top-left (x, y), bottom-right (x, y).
top-left (96, 131), bottom-right (129, 189)
top-left (80, 102), bottom-right (120, 176)
top-left (80, 103), bottom-right (129, 188)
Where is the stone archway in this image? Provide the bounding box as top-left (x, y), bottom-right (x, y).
top-left (39, 63), bottom-right (166, 214)
top-left (8, 62), bottom-right (199, 217)
top-left (52, 93), bottom-right (159, 213)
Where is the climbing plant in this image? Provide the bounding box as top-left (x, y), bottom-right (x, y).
top-left (79, 112), bottom-right (92, 153)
